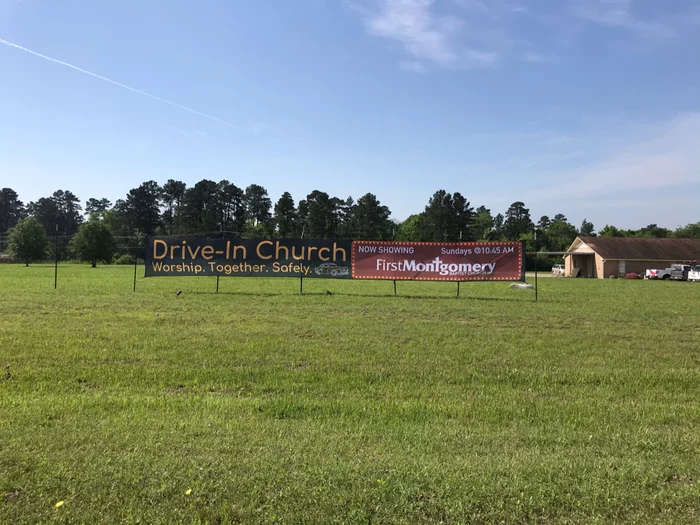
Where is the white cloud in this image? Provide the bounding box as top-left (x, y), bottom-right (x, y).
top-left (572, 0), bottom-right (674, 38)
top-left (524, 113), bottom-right (700, 202)
top-left (363, 0), bottom-right (461, 65)
top-left (451, 0), bottom-right (493, 16)
top-left (452, 0), bottom-right (527, 18)
top-left (357, 0), bottom-right (499, 68)
top-left (465, 49), bottom-right (499, 64)
top-left (398, 60), bottom-right (428, 73)
top-left (354, 0), bottom-right (699, 72)
top-left (522, 51), bottom-right (556, 63)
top-left (454, 113), bottom-right (700, 227)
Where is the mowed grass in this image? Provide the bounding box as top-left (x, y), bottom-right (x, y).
top-left (1, 265), bottom-right (700, 524)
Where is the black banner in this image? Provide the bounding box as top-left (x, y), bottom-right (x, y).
top-left (145, 237), bottom-right (352, 278)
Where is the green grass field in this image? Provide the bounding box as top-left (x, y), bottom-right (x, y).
top-left (1, 264), bottom-right (699, 524)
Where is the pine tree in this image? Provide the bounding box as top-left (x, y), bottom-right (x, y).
top-left (274, 192), bottom-right (298, 237)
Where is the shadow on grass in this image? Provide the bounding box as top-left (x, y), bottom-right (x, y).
top-left (323, 291), bottom-right (533, 302)
top-left (163, 290), bottom-right (534, 302)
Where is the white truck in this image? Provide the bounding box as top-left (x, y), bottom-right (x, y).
top-left (645, 264), bottom-right (692, 281)
top-left (688, 265), bottom-right (700, 282)
top-left (552, 264), bottom-right (566, 277)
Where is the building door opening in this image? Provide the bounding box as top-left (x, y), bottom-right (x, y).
top-left (572, 254), bottom-right (595, 278)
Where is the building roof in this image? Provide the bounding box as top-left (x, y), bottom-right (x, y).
top-left (571, 236), bottom-right (700, 261)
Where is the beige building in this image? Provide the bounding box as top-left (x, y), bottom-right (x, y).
top-left (565, 236), bottom-right (700, 279)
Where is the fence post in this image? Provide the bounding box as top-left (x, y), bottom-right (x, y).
top-left (133, 256), bottom-right (137, 292)
top-left (534, 232), bottom-right (538, 302)
top-left (535, 252), bottom-right (539, 302)
top-left (300, 229), bottom-right (305, 295)
top-left (54, 225), bottom-right (59, 289)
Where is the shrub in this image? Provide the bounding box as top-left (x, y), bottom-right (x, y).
top-left (114, 253), bottom-right (135, 265)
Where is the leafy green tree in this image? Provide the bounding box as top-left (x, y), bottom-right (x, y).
top-left (70, 217), bottom-right (117, 267)
top-left (599, 224), bottom-right (624, 237)
top-left (520, 231), bottom-right (537, 253)
top-left (395, 214), bottom-right (424, 241)
top-left (503, 201), bottom-right (533, 240)
top-left (636, 224), bottom-right (671, 238)
top-left (472, 206), bottom-right (493, 241)
top-left (241, 222), bottom-right (271, 238)
top-left (101, 209), bottom-right (124, 239)
top-left (7, 217), bottom-right (47, 266)
top-left (274, 192), bottom-right (298, 237)
top-left (546, 218), bottom-right (578, 252)
top-left (673, 222), bottom-right (700, 238)
top-left (580, 218), bottom-right (595, 236)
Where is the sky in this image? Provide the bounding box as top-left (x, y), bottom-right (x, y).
top-left (1, 0), bottom-right (699, 230)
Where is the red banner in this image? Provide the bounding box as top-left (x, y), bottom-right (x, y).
top-left (352, 241), bottom-right (524, 281)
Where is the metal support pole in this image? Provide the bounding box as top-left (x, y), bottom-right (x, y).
top-left (534, 231), bottom-right (538, 302)
top-left (54, 225), bottom-right (58, 289)
top-left (300, 228), bottom-right (304, 296)
top-left (133, 257), bottom-right (137, 292)
top-left (535, 252), bottom-right (539, 302)
top-left (393, 280), bottom-right (397, 296)
top-left (457, 281), bottom-right (460, 298)
top-left (216, 273), bottom-right (220, 294)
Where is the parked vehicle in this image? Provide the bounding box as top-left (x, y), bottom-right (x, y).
top-left (552, 264), bottom-right (565, 277)
top-left (645, 264), bottom-right (691, 281)
top-left (688, 265), bottom-right (700, 282)
top-left (645, 268), bottom-right (669, 280)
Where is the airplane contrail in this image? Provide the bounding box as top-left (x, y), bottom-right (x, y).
top-left (0, 37), bottom-right (247, 132)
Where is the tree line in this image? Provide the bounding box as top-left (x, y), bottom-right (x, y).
top-left (1, 183), bottom-right (699, 266)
